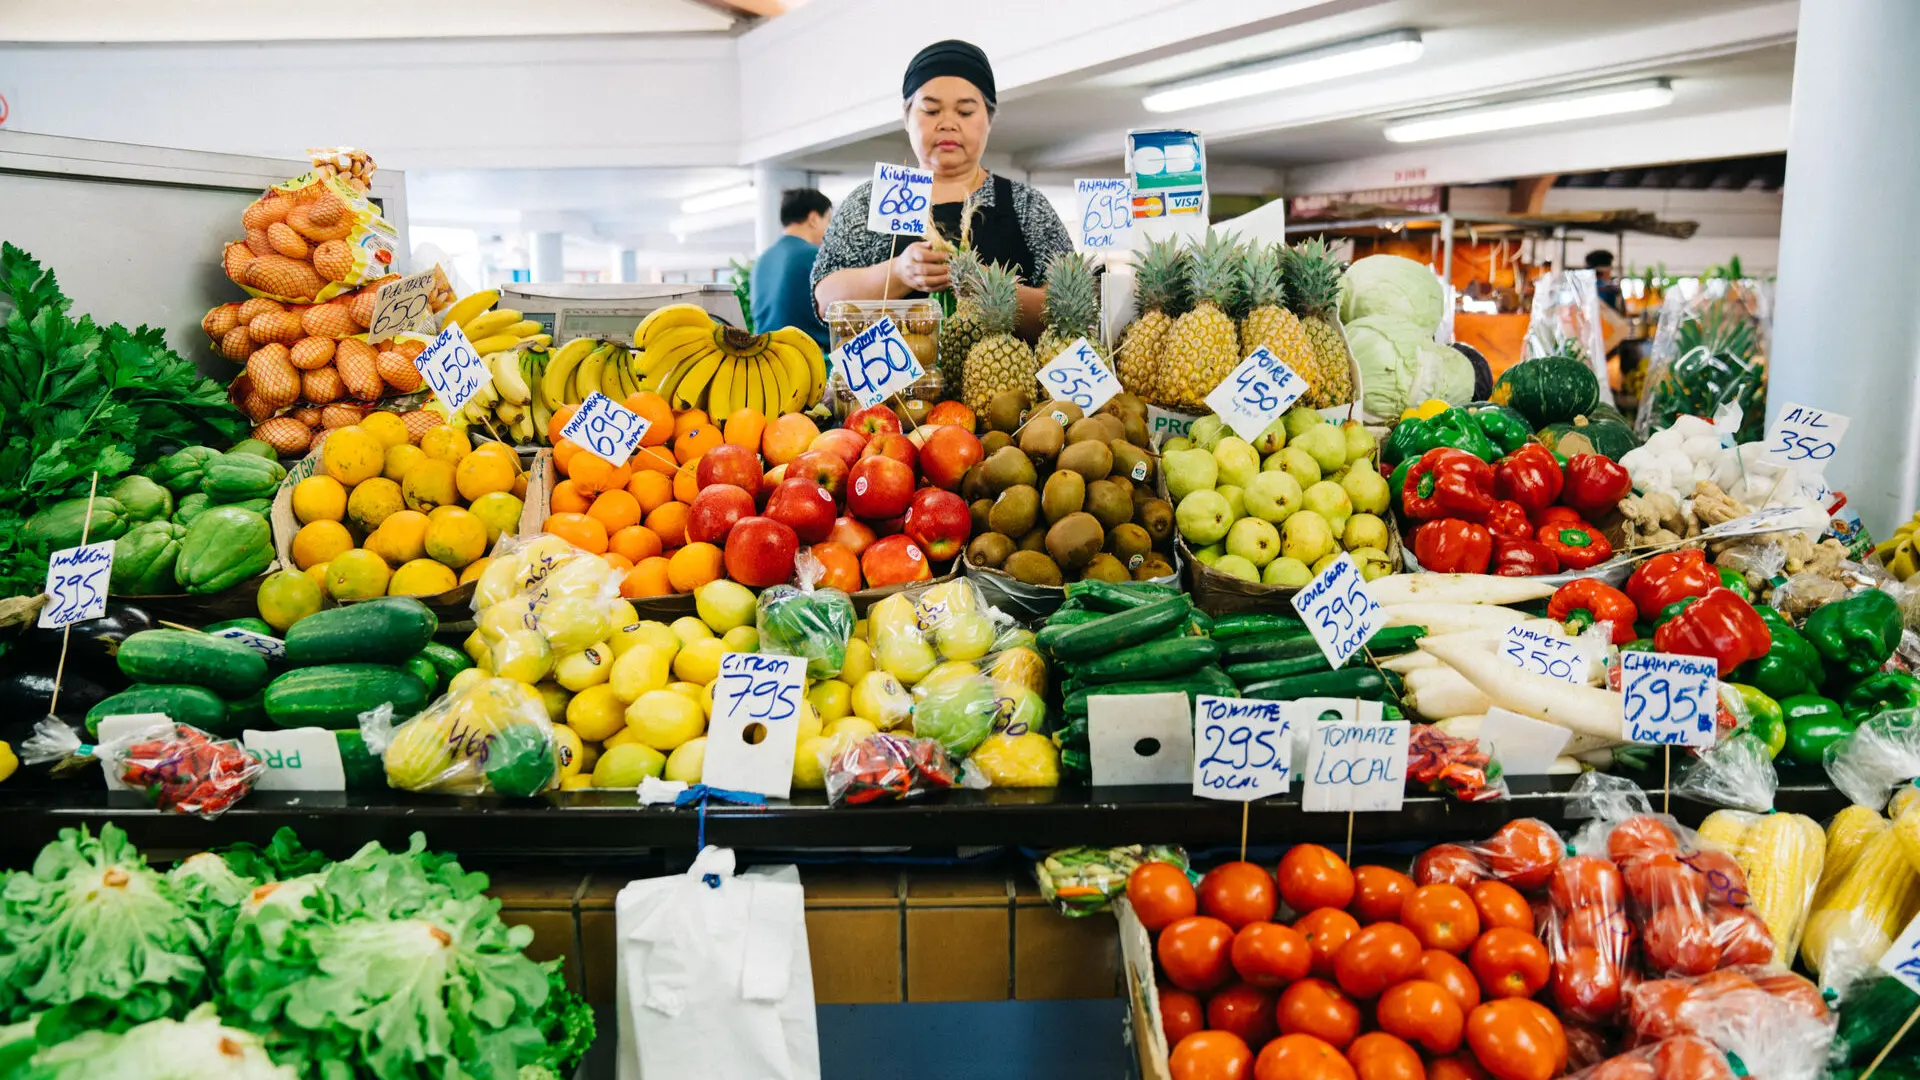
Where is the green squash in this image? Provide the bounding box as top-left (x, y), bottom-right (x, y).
top-left (226, 439), bottom-right (279, 461)
top-left (23, 496), bottom-right (129, 552)
top-left (172, 492), bottom-right (214, 527)
top-left (151, 445), bottom-right (222, 495)
top-left (110, 521), bottom-right (187, 595)
top-left (109, 475), bottom-right (174, 524)
top-left (201, 453), bottom-right (287, 504)
top-left (175, 506), bottom-right (273, 595)
top-left (1537, 413), bottom-right (1641, 460)
top-left (1489, 354), bottom-right (1600, 428)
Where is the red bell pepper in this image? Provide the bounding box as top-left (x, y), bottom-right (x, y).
top-left (1402, 448), bottom-right (1496, 521)
top-left (1623, 548), bottom-right (1721, 621)
top-left (1652, 587), bottom-right (1773, 676)
top-left (1547, 579), bottom-right (1639, 643)
top-left (1536, 521), bottom-right (1613, 570)
top-left (1491, 537), bottom-right (1560, 577)
top-left (1562, 454), bottom-right (1633, 518)
top-left (1533, 505), bottom-right (1585, 528)
top-left (1414, 519), bottom-right (1494, 574)
top-left (1494, 444), bottom-right (1564, 512)
top-left (1485, 500), bottom-right (1533, 542)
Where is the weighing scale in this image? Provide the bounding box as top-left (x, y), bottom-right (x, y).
top-left (499, 283), bottom-right (746, 346)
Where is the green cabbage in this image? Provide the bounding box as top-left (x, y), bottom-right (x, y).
top-left (17, 1004), bottom-right (296, 1080)
top-left (1347, 314), bottom-right (1473, 419)
top-left (1339, 254), bottom-right (1445, 333)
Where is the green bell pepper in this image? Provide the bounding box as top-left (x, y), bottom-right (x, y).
top-left (1727, 682), bottom-right (1785, 759)
top-left (1655, 597), bottom-right (1699, 628)
top-left (1388, 458), bottom-right (1413, 518)
top-left (1466, 406), bottom-right (1531, 457)
top-left (1716, 567), bottom-right (1752, 601)
top-left (1620, 638), bottom-right (1656, 653)
top-left (1843, 671), bottom-right (1920, 724)
top-left (1782, 693), bottom-right (1854, 767)
top-left (1731, 606), bottom-right (1823, 700)
top-left (1805, 588), bottom-right (1903, 686)
top-left (1381, 409), bottom-right (1497, 466)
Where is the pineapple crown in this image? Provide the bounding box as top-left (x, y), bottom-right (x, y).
top-left (1282, 237), bottom-right (1344, 318)
top-left (973, 260), bottom-right (1023, 334)
top-left (1240, 243), bottom-right (1286, 311)
top-left (1134, 237), bottom-right (1191, 318)
top-left (947, 247), bottom-right (985, 301)
top-left (1187, 230), bottom-right (1243, 312)
top-left (1042, 251), bottom-right (1100, 338)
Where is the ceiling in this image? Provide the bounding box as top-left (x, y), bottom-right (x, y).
top-left (0, 0), bottom-right (743, 42)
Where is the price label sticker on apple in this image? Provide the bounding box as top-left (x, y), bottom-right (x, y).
top-left (1291, 552), bottom-right (1384, 669)
top-left (1192, 695), bottom-right (1293, 801)
top-left (365, 266), bottom-right (442, 340)
top-left (1762, 402), bottom-right (1849, 473)
top-left (867, 163), bottom-right (933, 237)
top-left (559, 391), bottom-right (651, 468)
top-left (1621, 650), bottom-right (1718, 747)
top-left (1074, 178), bottom-right (1132, 251)
top-left (1500, 626), bottom-right (1584, 685)
top-left (833, 314), bottom-right (924, 407)
top-left (1037, 338), bottom-right (1122, 415)
top-left (1205, 346), bottom-right (1307, 443)
top-left (414, 323), bottom-right (488, 414)
top-left (702, 652), bottom-right (807, 799)
top-left (38, 540), bottom-right (114, 629)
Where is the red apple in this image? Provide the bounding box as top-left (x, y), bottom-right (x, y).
top-left (809, 428), bottom-right (868, 467)
top-left (761, 413), bottom-right (819, 466)
top-left (826, 516), bottom-right (876, 556)
top-left (860, 431), bottom-right (919, 474)
top-left (925, 400), bottom-right (976, 432)
top-left (868, 513), bottom-right (905, 537)
top-left (787, 449), bottom-right (850, 498)
top-left (764, 477), bottom-right (838, 545)
top-left (844, 404), bottom-right (903, 437)
top-left (695, 442), bottom-right (763, 497)
top-left (686, 483), bottom-right (755, 545)
top-left (763, 464), bottom-right (788, 488)
top-left (847, 455), bottom-right (914, 520)
top-left (918, 425), bottom-right (984, 490)
top-left (861, 534), bottom-right (933, 587)
top-left (724, 516), bottom-right (799, 587)
top-left (903, 488), bottom-right (971, 560)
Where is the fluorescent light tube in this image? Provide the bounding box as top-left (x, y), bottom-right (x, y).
top-left (1143, 29), bottom-right (1423, 114)
top-left (679, 183), bottom-right (756, 214)
top-left (1383, 79), bottom-right (1675, 143)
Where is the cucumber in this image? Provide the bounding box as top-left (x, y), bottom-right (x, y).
top-left (335, 729), bottom-right (385, 791)
top-left (1366, 626), bottom-right (1426, 655)
top-left (86, 684), bottom-right (230, 738)
top-left (116, 630), bottom-right (270, 695)
top-left (224, 688), bottom-right (268, 730)
top-left (417, 642), bottom-right (473, 683)
top-left (284, 597), bottom-right (438, 666)
top-left (1063, 579), bottom-right (1183, 612)
top-left (403, 654), bottom-right (441, 696)
top-left (1228, 653), bottom-right (1335, 686)
top-left (1221, 634), bottom-right (1327, 666)
top-left (1063, 665), bottom-right (1236, 716)
top-left (1082, 637), bottom-right (1220, 683)
top-left (1188, 609), bottom-right (1215, 635)
top-left (263, 664), bottom-right (429, 729)
top-left (1039, 596), bottom-right (1192, 663)
top-left (1240, 668), bottom-right (1387, 702)
top-left (1210, 613), bottom-right (1309, 641)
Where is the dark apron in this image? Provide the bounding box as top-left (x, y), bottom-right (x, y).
top-left (928, 174), bottom-right (1037, 287)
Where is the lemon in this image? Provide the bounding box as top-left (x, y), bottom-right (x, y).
top-left (550, 723), bottom-right (585, 780)
top-left (424, 507), bottom-right (489, 569)
top-left (852, 619), bottom-right (869, 642)
top-left (474, 556), bottom-right (522, 608)
top-left (534, 680), bottom-right (570, 723)
top-left (419, 425), bottom-right (470, 464)
top-left (968, 732), bottom-right (1061, 788)
top-left (609, 599), bottom-right (639, 626)
top-left (609, 643), bottom-right (672, 704)
top-left (366, 510), bottom-right (429, 565)
top-left (560, 774), bottom-right (595, 791)
top-left (793, 735), bottom-right (832, 789)
top-left (796, 699), bottom-right (822, 741)
top-left (850, 671), bottom-right (911, 729)
top-left (554, 642), bottom-right (614, 692)
top-left (826, 717), bottom-right (879, 741)
top-left (490, 630), bottom-right (554, 684)
top-left (672, 637), bottom-right (725, 686)
top-left (565, 684), bottom-right (626, 742)
top-left (592, 742), bottom-right (666, 788)
top-left (255, 569), bottom-right (323, 631)
top-left (841, 637), bottom-right (874, 686)
top-left (468, 491), bottom-right (525, 545)
top-left (325, 549), bottom-right (391, 600)
top-left (611, 620), bottom-right (678, 659)
top-left (720, 626), bottom-right (760, 653)
top-left (626, 690), bottom-right (705, 752)
top-left (321, 425), bottom-right (384, 486)
top-left (347, 477), bottom-right (405, 533)
top-left (463, 629), bottom-right (491, 668)
top-left (669, 616), bottom-right (713, 649)
top-left (537, 597), bottom-right (613, 653)
top-left (291, 520), bottom-right (353, 571)
top-left (512, 535), bottom-right (576, 587)
top-left (448, 667), bottom-right (489, 695)
top-left (358, 410), bottom-right (410, 449)
top-left (934, 613), bottom-right (995, 662)
top-left (917, 580), bottom-right (977, 619)
top-left (384, 442), bottom-right (426, 483)
top-left (913, 660), bottom-right (979, 698)
top-left (388, 557), bottom-right (458, 598)
top-left (460, 557), bottom-right (493, 585)
top-left (455, 450), bottom-right (517, 501)
top-left (479, 598), bottom-right (537, 641)
top-left (403, 459), bottom-right (458, 513)
top-left (667, 681), bottom-right (708, 716)
top-left (606, 725), bottom-right (640, 749)
top-left (694, 579), bottom-right (757, 634)
top-left (291, 475), bottom-right (347, 524)
top-left (663, 737), bottom-right (706, 784)
top-left (807, 679), bottom-right (851, 722)
top-left (699, 680), bottom-right (715, 718)
top-left (875, 636), bottom-right (937, 685)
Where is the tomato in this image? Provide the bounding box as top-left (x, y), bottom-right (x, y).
top-left (1352, 865), bottom-right (1416, 924)
top-left (1171, 1030), bottom-right (1254, 1080)
top-left (1332, 922), bottom-right (1424, 999)
top-left (1753, 972), bottom-right (1827, 1020)
top-left (1281, 845), bottom-right (1357, 913)
top-left (1626, 978), bottom-right (1690, 1040)
top-left (1277, 977), bottom-right (1362, 1049)
top-left (1607, 816), bottom-right (1679, 865)
top-left (1160, 986), bottom-right (1207, 1045)
top-left (1590, 1056), bottom-right (1659, 1080)
top-left (1468, 927), bottom-right (1550, 1000)
top-left (1209, 982), bottom-right (1279, 1048)
top-left (1414, 844), bottom-right (1487, 888)
top-left (1159, 915), bottom-right (1238, 991)
top-left (1550, 945), bottom-right (1622, 1021)
top-left (1417, 949), bottom-right (1481, 1014)
top-left (1464, 999), bottom-right (1566, 1080)
top-left (1427, 1054), bottom-right (1492, 1080)
top-left (1468, 880), bottom-right (1533, 934)
top-left (1710, 905), bottom-right (1772, 967)
top-left (1295, 907), bottom-right (1362, 979)
top-left (1131, 862), bottom-right (1199, 931)
top-left (1642, 906), bottom-right (1719, 976)
top-left (1233, 921), bottom-right (1311, 987)
top-left (1560, 1018), bottom-right (1611, 1072)
top-left (1626, 853), bottom-right (1708, 908)
top-left (1346, 1032), bottom-right (1425, 1080)
top-left (1548, 855), bottom-right (1624, 912)
top-left (1686, 850), bottom-right (1749, 906)
top-left (1562, 904), bottom-right (1635, 954)
top-left (1378, 978), bottom-right (1465, 1054)
top-left (1653, 1035), bottom-right (1734, 1080)
top-left (1200, 862), bottom-right (1280, 929)
top-left (1481, 820), bottom-right (1563, 890)
top-left (1256, 1033), bottom-right (1357, 1080)
top-left (1402, 884), bottom-right (1481, 954)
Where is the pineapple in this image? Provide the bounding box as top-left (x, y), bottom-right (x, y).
top-left (935, 247), bottom-right (986, 391)
top-left (960, 262), bottom-right (1037, 414)
top-left (1034, 251), bottom-right (1106, 367)
top-left (1156, 231), bottom-right (1241, 411)
top-left (1282, 238), bottom-right (1355, 408)
top-left (1117, 237), bottom-right (1188, 404)
top-left (1238, 243), bottom-right (1316, 399)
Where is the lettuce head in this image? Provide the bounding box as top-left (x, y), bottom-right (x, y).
top-left (1346, 314), bottom-right (1473, 420)
top-left (1339, 254), bottom-right (1446, 333)
top-left (17, 1004), bottom-right (295, 1080)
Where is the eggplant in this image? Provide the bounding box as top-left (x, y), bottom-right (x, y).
top-left (9, 602), bottom-right (154, 667)
top-left (0, 666), bottom-right (125, 720)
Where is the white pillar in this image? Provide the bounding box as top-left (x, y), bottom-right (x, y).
top-left (753, 164), bottom-right (808, 253)
top-left (1771, 0), bottom-right (1920, 534)
top-left (617, 249), bottom-right (639, 284)
top-left (530, 231), bottom-right (565, 283)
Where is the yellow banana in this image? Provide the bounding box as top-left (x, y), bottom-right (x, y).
top-left (463, 307), bottom-right (524, 340)
top-left (490, 350), bottom-right (531, 405)
top-left (763, 346), bottom-right (795, 415)
top-left (469, 332), bottom-right (521, 356)
top-left (636, 303), bottom-right (713, 349)
top-left (708, 356), bottom-right (740, 421)
top-left (766, 341), bottom-right (811, 413)
top-left (756, 356), bottom-right (783, 420)
top-left (501, 319), bottom-right (543, 339)
top-left (653, 341), bottom-right (714, 403)
top-left (440, 290), bottom-right (499, 330)
top-left (769, 326), bottom-right (827, 405)
top-left (599, 347), bottom-right (628, 402)
top-left (671, 341), bottom-right (727, 412)
top-left (575, 344), bottom-right (611, 405)
top-left (742, 356), bottom-right (765, 416)
top-left (541, 338), bottom-right (596, 409)
top-left (639, 330), bottom-right (717, 388)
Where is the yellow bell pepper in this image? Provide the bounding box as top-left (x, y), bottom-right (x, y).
top-left (1400, 399), bottom-right (1451, 422)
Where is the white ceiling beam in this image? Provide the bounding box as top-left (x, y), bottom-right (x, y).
top-left (0, 0), bottom-right (735, 41)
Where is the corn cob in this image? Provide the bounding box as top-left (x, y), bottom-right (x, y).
top-left (1817, 806), bottom-right (1890, 907)
top-left (1892, 783), bottom-right (1920, 822)
top-left (1745, 813), bottom-right (1827, 966)
top-left (1801, 827), bottom-right (1920, 982)
top-left (1697, 809), bottom-right (1753, 853)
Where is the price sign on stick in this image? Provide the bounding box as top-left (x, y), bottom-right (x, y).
top-left (1192, 696), bottom-right (1293, 801)
top-left (703, 652), bottom-right (806, 799)
top-left (1621, 650), bottom-right (1718, 747)
top-left (1205, 346), bottom-right (1307, 443)
top-left (1702, 505), bottom-right (1806, 539)
top-left (38, 541), bottom-right (113, 629)
top-left (559, 391), bottom-right (651, 468)
top-left (1291, 553), bottom-right (1385, 669)
top-left (414, 323), bottom-right (488, 414)
top-left (867, 163), bottom-right (933, 237)
top-left (1500, 626), bottom-right (1584, 685)
top-left (832, 314), bottom-right (924, 407)
top-left (1074, 178), bottom-right (1132, 250)
top-left (1302, 719), bottom-right (1408, 813)
top-left (1762, 403), bottom-right (1849, 472)
top-left (1038, 338), bottom-right (1122, 415)
top-left (365, 267), bottom-right (441, 340)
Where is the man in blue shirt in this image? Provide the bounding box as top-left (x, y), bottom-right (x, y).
top-left (750, 188), bottom-right (832, 349)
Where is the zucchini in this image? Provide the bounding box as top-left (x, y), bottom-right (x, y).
top-left (1210, 613), bottom-right (1308, 641)
top-left (1063, 579), bottom-right (1183, 612)
top-left (417, 642), bottom-right (473, 683)
top-left (1063, 666), bottom-right (1236, 716)
top-left (116, 630), bottom-right (270, 695)
top-left (86, 684), bottom-right (230, 738)
top-left (1240, 668), bottom-right (1387, 702)
top-left (284, 597), bottom-right (438, 666)
top-left (1221, 635), bottom-right (1326, 666)
top-left (263, 664), bottom-right (429, 729)
top-left (1040, 595), bottom-right (1192, 663)
top-left (1228, 653), bottom-right (1336, 686)
top-left (1045, 608), bottom-right (1105, 627)
top-left (335, 729), bottom-right (386, 791)
top-left (1366, 625), bottom-right (1427, 655)
top-left (1082, 637), bottom-right (1221, 683)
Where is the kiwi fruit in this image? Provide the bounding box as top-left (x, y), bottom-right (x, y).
top-left (967, 532), bottom-right (1016, 569)
top-left (1107, 522), bottom-right (1152, 564)
top-left (1106, 392), bottom-right (1147, 422)
top-left (1066, 417), bottom-right (1107, 445)
top-left (1017, 527), bottom-right (1049, 552)
top-left (1131, 483), bottom-right (1157, 513)
top-left (1081, 553), bottom-right (1130, 583)
top-left (1134, 554), bottom-right (1176, 581)
top-left (1105, 474), bottom-right (1135, 501)
top-left (981, 430), bottom-right (1013, 454)
top-left (1044, 400), bottom-right (1085, 429)
top-left (987, 389), bottom-right (1031, 433)
top-left (894, 397), bottom-right (932, 428)
top-left (1019, 416), bottom-right (1066, 465)
top-left (980, 445), bottom-right (1037, 494)
top-left (1137, 498), bottom-right (1175, 544)
top-left (1110, 441), bottom-right (1155, 486)
top-left (1041, 470), bottom-right (1086, 524)
top-left (1057, 440), bottom-right (1114, 483)
top-left (1092, 413), bottom-right (1129, 444)
top-left (1045, 511), bottom-right (1105, 572)
top-left (1085, 479), bottom-right (1132, 532)
top-left (960, 463), bottom-right (992, 502)
top-left (1003, 549), bottom-right (1063, 587)
top-left (987, 484), bottom-right (1039, 538)
top-left (970, 498), bottom-right (994, 536)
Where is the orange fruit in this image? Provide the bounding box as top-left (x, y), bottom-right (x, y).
top-left (588, 489), bottom-right (642, 532)
top-left (569, 453), bottom-right (633, 496)
top-left (723, 409), bottom-right (767, 452)
top-left (630, 445), bottom-right (678, 477)
top-left (667, 542), bottom-right (724, 593)
top-left (548, 404), bottom-right (577, 446)
top-left (809, 541), bottom-right (863, 593)
top-left (513, 472), bottom-right (529, 499)
top-left (622, 557), bottom-right (672, 598)
top-left (610, 524), bottom-right (663, 563)
top-left (553, 439), bottom-right (581, 476)
top-left (627, 471), bottom-right (673, 514)
top-left (646, 501), bottom-right (690, 548)
top-left (623, 392), bottom-right (675, 446)
top-left (544, 511), bottom-right (609, 554)
top-left (673, 463), bottom-right (701, 505)
top-left (602, 552), bottom-right (634, 575)
top-left (673, 409), bottom-right (709, 441)
top-left (549, 479), bottom-right (591, 515)
top-left (674, 424), bottom-right (721, 465)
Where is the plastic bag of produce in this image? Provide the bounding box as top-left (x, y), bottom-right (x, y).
top-left (1410, 817), bottom-right (1567, 892)
top-left (1406, 723), bottom-right (1508, 802)
top-left (1672, 726), bottom-right (1777, 813)
top-left (1034, 845), bottom-right (1189, 917)
top-left (1541, 851), bottom-right (1637, 1024)
top-left (1826, 708), bottom-right (1920, 810)
top-left (1830, 973), bottom-right (1920, 1066)
top-left (1522, 269), bottom-right (1614, 407)
top-left (1692, 810), bottom-right (1825, 967)
top-left (23, 716), bottom-right (263, 818)
top-left (471, 533), bottom-right (625, 684)
top-left (1637, 277), bottom-right (1771, 444)
top-left (1799, 798), bottom-right (1920, 993)
top-left (1624, 968), bottom-right (1832, 1080)
top-left (757, 552), bottom-right (855, 679)
top-left (362, 677), bottom-right (558, 797)
top-left (864, 578), bottom-right (1015, 692)
top-left (1565, 1035), bottom-right (1735, 1080)
top-left (822, 731), bottom-right (957, 807)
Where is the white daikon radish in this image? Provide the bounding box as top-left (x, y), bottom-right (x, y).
top-left (1368, 574), bottom-right (1558, 606)
top-left (1420, 635), bottom-right (1623, 743)
top-left (1419, 619), bottom-right (1563, 652)
top-left (1404, 665), bottom-right (1493, 720)
top-left (1379, 650), bottom-right (1441, 674)
top-left (1548, 755), bottom-right (1586, 775)
top-left (1383, 603), bottom-right (1532, 635)
top-left (1435, 715), bottom-right (1486, 741)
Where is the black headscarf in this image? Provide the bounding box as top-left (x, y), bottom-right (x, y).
top-left (902, 40), bottom-right (996, 109)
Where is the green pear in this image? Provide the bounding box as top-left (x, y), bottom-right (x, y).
top-left (1281, 446), bottom-right (1322, 488)
top-left (1213, 437), bottom-right (1261, 488)
top-left (1244, 471), bottom-right (1304, 523)
top-left (1212, 554), bottom-right (1260, 582)
top-left (1282, 404), bottom-right (1324, 440)
top-left (1175, 489), bottom-right (1233, 546)
top-left (1295, 423), bottom-right (1348, 473)
top-left (1217, 484), bottom-right (1245, 523)
top-left (1189, 414), bottom-right (1226, 451)
top-left (1253, 418), bottom-right (1288, 455)
top-left (1225, 517), bottom-right (1281, 568)
top-left (1341, 420), bottom-right (1377, 464)
top-left (1342, 513), bottom-right (1389, 552)
top-left (1342, 465), bottom-right (1391, 515)
top-left (1164, 448), bottom-right (1218, 501)
top-left (1163, 436), bottom-right (1193, 454)
top-left (1302, 481), bottom-right (1353, 538)
top-left (1352, 546), bottom-right (1396, 581)
top-left (1262, 556), bottom-right (1313, 587)
top-left (1263, 451), bottom-right (1289, 472)
top-left (1281, 510), bottom-right (1335, 564)
top-left (1193, 542), bottom-right (1225, 566)
top-left (1311, 552), bottom-right (1341, 576)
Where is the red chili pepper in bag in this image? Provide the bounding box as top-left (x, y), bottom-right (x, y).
top-left (1537, 521), bottom-right (1613, 570)
top-left (1562, 454), bottom-right (1633, 517)
top-left (1548, 579), bottom-right (1639, 643)
top-left (1402, 448), bottom-right (1496, 521)
top-left (1652, 587), bottom-right (1773, 676)
top-left (1495, 444), bottom-right (1564, 512)
top-left (1624, 549), bottom-right (1721, 621)
top-left (1485, 499), bottom-right (1534, 542)
top-left (1491, 537), bottom-right (1560, 577)
top-left (1414, 518), bottom-right (1494, 573)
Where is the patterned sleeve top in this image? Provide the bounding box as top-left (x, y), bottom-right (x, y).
top-left (810, 172), bottom-right (1075, 295)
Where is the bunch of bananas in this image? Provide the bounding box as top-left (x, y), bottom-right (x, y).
top-left (632, 304), bottom-right (827, 420)
top-left (1875, 512), bottom-right (1920, 580)
top-left (435, 290), bottom-right (555, 442)
top-left (533, 337), bottom-right (644, 427)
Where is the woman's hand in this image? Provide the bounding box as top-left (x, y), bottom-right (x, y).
top-left (891, 242), bottom-right (950, 292)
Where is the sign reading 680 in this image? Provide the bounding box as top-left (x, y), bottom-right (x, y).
top-left (867, 163), bottom-right (933, 237)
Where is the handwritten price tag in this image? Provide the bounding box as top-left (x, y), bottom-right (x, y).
top-left (867, 163), bottom-right (933, 237)
top-left (1204, 346), bottom-right (1308, 443)
top-left (38, 541), bottom-right (113, 629)
top-left (212, 626), bottom-right (287, 660)
top-left (1291, 553), bottom-right (1384, 670)
top-left (366, 267), bottom-right (441, 340)
top-left (1881, 912), bottom-right (1920, 995)
top-left (414, 323), bottom-right (488, 414)
top-left (1621, 650), bottom-right (1718, 747)
top-left (702, 652), bottom-right (807, 799)
top-left (1701, 505), bottom-right (1806, 539)
top-left (1038, 338), bottom-right (1122, 415)
top-left (1762, 403), bottom-right (1849, 473)
top-left (832, 314), bottom-right (924, 407)
top-left (1302, 720), bottom-right (1408, 813)
top-left (1192, 695), bottom-right (1293, 801)
top-left (559, 392), bottom-right (651, 468)
top-left (1074, 178), bottom-right (1132, 250)
top-left (1500, 626), bottom-right (1584, 685)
